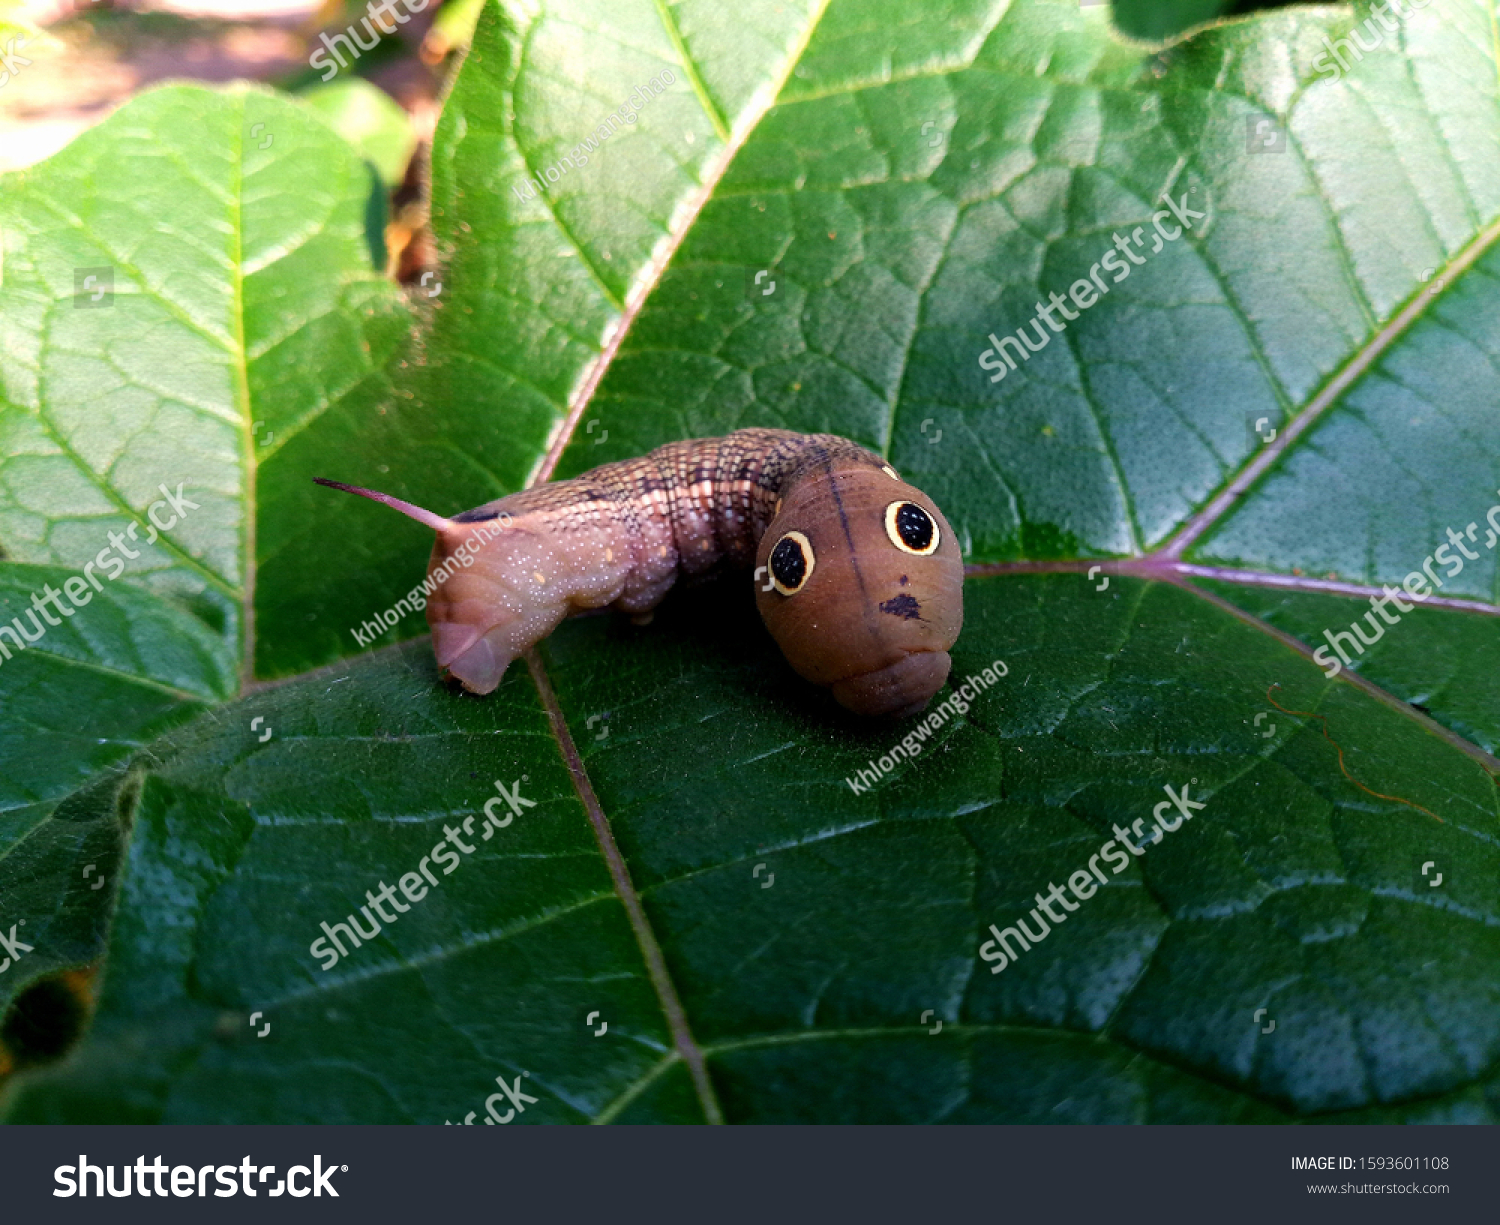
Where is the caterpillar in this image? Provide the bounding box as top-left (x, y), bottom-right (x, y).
top-left (315, 428), bottom-right (964, 717)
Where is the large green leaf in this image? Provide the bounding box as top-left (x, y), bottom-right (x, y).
top-left (0, 564), bottom-right (230, 1019)
top-left (3, 0), bottom-right (1500, 1122)
top-left (0, 84), bottom-right (409, 1015)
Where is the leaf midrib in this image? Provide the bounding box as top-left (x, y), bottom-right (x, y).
top-left (506, 0), bottom-right (836, 1125)
top-left (231, 97), bottom-right (256, 695)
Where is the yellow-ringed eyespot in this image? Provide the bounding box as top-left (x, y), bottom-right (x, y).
top-left (769, 530), bottom-right (815, 595)
top-left (885, 501), bottom-right (938, 555)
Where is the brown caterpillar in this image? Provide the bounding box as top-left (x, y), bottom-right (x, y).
top-left (315, 428), bottom-right (964, 717)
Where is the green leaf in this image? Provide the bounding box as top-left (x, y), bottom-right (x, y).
top-left (294, 79), bottom-right (419, 189)
top-left (428, 0), bottom-right (487, 58)
top-left (0, 562), bottom-right (230, 1016)
top-left (5, 0), bottom-right (1500, 1123)
top-left (1197, 578), bottom-right (1500, 755)
top-left (1110, 0), bottom-right (1238, 42)
top-left (0, 82), bottom-right (409, 1011)
top-left (0, 82), bottom-right (410, 666)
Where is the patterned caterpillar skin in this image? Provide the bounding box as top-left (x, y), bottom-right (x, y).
top-left (316, 428), bottom-right (964, 717)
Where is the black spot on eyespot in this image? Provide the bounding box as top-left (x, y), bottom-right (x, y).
top-left (895, 503), bottom-right (933, 551)
top-left (770, 536), bottom-right (807, 590)
top-left (879, 594), bottom-right (922, 620)
top-left (453, 507), bottom-right (501, 523)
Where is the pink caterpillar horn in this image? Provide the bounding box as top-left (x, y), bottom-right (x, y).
top-left (312, 478), bottom-right (453, 533)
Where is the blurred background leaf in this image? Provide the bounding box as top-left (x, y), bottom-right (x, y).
top-left (1110, 0), bottom-right (1307, 41)
top-left (294, 77), bottom-right (419, 188)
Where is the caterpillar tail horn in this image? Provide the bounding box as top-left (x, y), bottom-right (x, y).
top-left (312, 477), bottom-right (455, 534)
top-left (313, 476), bottom-right (524, 694)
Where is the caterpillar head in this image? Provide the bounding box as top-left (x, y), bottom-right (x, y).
top-left (753, 461), bottom-right (964, 718)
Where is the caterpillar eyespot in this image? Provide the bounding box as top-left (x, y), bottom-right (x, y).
top-left (315, 428), bottom-right (964, 718)
top-left (886, 501), bottom-right (939, 556)
top-left (769, 531), bottom-right (814, 595)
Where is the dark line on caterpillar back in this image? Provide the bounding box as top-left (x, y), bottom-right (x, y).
top-left (815, 441), bottom-right (875, 611)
